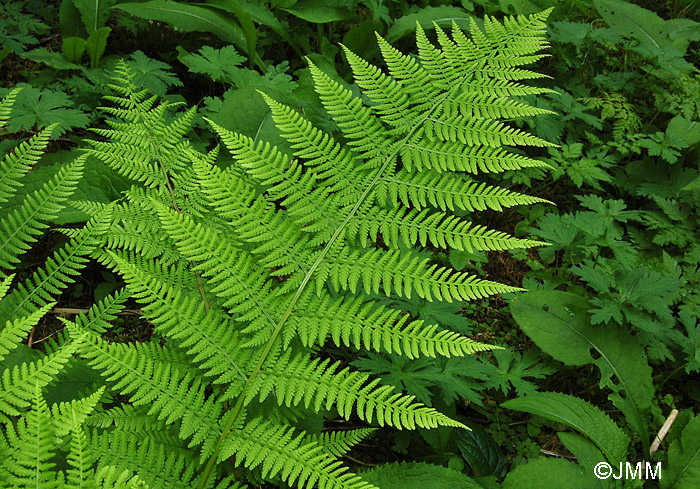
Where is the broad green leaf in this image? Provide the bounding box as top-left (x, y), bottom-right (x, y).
top-left (503, 392), bottom-right (629, 465)
top-left (73, 0), bottom-right (117, 32)
top-left (85, 26), bottom-right (110, 68)
top-left (360, 462), bottom-right (481, 489)
top-left (116, 1), bottom-right (246, 50)
top-left (386, 6), bottom-right (473, 43)
top-left (62, 36), bottom-right (86, 64)
top-left (0, 47), bottom-right (12, 65)
top-left (667, 116), bottom-right (700, 148)
top-left (22, 47), bottom-right (84, 71)
top-left (125, 51), bottom-right (182, 96)
top-left (177, 45), bottom-right (245, 83)
top-left (502, 457), bottom-right (589, 489)
top-left (59, 0), bottom-right (86, 39)
top-left (0, 85), bottom-right (89, 136)
top-left (594, 0), bottom-right (669, 52)
top-left (662, 414), bottom-right (700, 489)
top-left (282, 0), bottom-right (353, 23)
top-left (454, 422), bottom-right (508, 477)
top-left (558, 432), bottom-right (619, 489)
top-left (510, 291), bottom-right (653, 454)
top-left (593, 0), bottom-right (696, 70)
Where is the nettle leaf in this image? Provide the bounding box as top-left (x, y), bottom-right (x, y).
top-left (503, 392), bottom-right (629, 465)
top-left (549, 21), bottom-right (592, 46)
top-left (177, 45), bottom-right (246, 83)
top-left (0, 84), bottom-right (89, 135)
top-left (510, 291), bottom-right (653, 454)
top-left (455, 421), bottom-right (508, 477)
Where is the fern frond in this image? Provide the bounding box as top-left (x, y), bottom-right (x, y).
top-left (399, 139), bottom-right (549, 173)
top-left (193, 153), bottom-right (314, 278)
top-left (51, 386), bottom-right (105, 438)
top-left (320, 247), bottom-right (521, 301)
top-left (153, 202), bottom-right (282, 345)
top-left (0, 123), bottom-right (60, 204)
top-left (207, 120), bottom-right (346, 246)
top-left (376, 171), bottom-right (550, 211)
top-left (309, 62), bottom-right (392, 162)
top-left (0, 341), bottom-right (78, 419)
top-left (0, 87), bottom-right (22, 128)
top-left (248, 349), bottom-right (465, 429)
top-left (55, 388), bottom-right (105, 488)
top-left (95, 466), bottom-right (152, 489)
top-left (349, 206), bottom-right (546, 252)
top-left (218, 416), bottom-right (377, 489)
top-left (104, 250), bottom-right (249, 385)
top-left (5, 382), bottom-right (61, 488)
top-left (66, 323), bottom-right (223, 456)
top-left (290, 293), bottom-right (492, 358)
top-left (89, 429), bottom-right (201, 489)
top-left (0, 302), bottom-right (54, 363)
top-left (0, 156), bottom-right (84, 269)
top-left (0, 209), bottom-right (113, 322)
top-left (308, 428), bottom-right (376, 457)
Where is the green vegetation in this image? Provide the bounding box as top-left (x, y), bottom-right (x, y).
top-left (0, 1), bottom-right (698, 488)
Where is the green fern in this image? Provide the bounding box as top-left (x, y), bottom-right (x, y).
top-left (66, 9), bottom-right (555, 489)
top-left (0, 89), bottom-right (146, 489)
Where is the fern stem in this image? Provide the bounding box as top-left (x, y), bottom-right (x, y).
top-left (195, 88), bottom-right (454, 488)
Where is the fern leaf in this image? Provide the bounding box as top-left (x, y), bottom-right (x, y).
top-left (0, 302), bottom-right (54, 363)
top-left (104, 250), bottom-right (249, 385)
top-left (290, 293), bottom-right (492, 358)
top-left (5, 382), bottom-right (61, 488)
top-left (321, 247), bottom-right (522, 301)
top-left (248, 349), bottom-right (465, 430)
top-left (0, 87), bottom-right (22, 128)
top-left (0, 123), bottom-right (60, 204)
top-left (349, 206), bottom-right (546, 252)
top-left (153, 202), bottom-right (282, 345)
top-left (307, 428), bottom-right (376, 457)
top-left (218, 416), bottom-right (377, 489)
top-left (0, 209), bottom-right (113, 322)
top-left (377, 171), bottom-right (551, 211)
top-left (0, 341), bottom-right (78, 419)
top-left (66, 324), bottom-right (223, 455)
top-left (0, 156), bottom-right (84, 269)
top-left (89, 430), bottom-right (201, 489)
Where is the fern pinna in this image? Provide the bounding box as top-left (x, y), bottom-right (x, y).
top-left (67, 9), bottom-right (555, 489)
